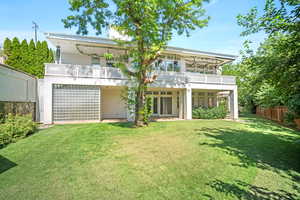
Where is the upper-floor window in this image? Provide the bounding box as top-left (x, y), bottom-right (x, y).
top-left (186, 63), bottom-right (217, 74)
top-left (106, 57), bottom-right (117, 68)
top-left (91, 56), bottom-right (100, 66)
top-left (152, 58), bottom-right (180, 72)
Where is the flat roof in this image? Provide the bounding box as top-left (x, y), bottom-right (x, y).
top-left (45, 32), bottom-right (237, 60)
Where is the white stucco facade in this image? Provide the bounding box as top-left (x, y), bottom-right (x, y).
top-left (40, 33), bottom-right (239, 124)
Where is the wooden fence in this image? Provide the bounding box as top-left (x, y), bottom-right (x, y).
top-left (256, 106), bottom-right (288, 122)
top-left (0, 102), bottom-right (36, 121)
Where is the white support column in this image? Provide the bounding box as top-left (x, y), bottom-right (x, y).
top-left (43, 80), bottom-right (53, 124)
top-left (184, 87), bottom-right (192, 120)
top-left (229, 87), bottom-right (238, 120)
top-left (179, 90), bottom-right (184, 119)
top-left (180, 57), bottom-right (186, 72)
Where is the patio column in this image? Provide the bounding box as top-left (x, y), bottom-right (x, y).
top-left (229, 87), bottom-right (238, 120)
top-left (184, 87), bottom-right (192, 120)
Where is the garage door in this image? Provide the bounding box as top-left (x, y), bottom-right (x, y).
top-left (53, 84), bottom-right (100, 121)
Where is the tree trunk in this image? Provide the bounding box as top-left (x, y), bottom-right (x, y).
top-left (134, 82), bottom-right (146, 127)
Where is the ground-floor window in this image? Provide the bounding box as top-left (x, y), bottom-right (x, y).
top-left (160, 97), bottom-right (172, 115)
top-left (146, 91), bottom-right (179, 117)
top-left (192, 92), bottom-right (217, 108)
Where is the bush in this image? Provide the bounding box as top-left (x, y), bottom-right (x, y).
top-left (283, 111), bottom-right (296, 127)
top-left (192, 106), bottom-right (228, 119)
top-left (0, 114), bottom-right (37, 147)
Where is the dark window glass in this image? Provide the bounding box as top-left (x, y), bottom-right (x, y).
top-left (153, 97), bottom-right (158, 114)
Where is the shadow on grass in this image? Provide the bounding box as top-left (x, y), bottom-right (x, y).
top-left (0, 155), bottom-right (17, 174)
top-left (108, 122), bottom-right (135, 128)
top-left (207, 179), bottom-right (298, 200)
top-left (242, 114), bottom-right (300, 134)
top-left (196, 127), bottom-right (300, 172)
top-left (196, 124), bottom-right (300, 198)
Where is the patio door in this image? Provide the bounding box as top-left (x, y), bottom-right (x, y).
top-left (160, 97), bottom-right (172, 115)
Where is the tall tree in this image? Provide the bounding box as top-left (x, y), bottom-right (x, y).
top-left (236, 0), bottom-right (300, 115)
top-left (3, 38), bottom-right (53, 78)
top-left (20, 39), bottom-right (29, 72)
top-left (63, 0), bottom-right (210, 126)
top-left (3, 38), bottom-right (12, 59)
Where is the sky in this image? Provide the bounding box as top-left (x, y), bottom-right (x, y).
top-left (0, 0), bottom-right (267, 56)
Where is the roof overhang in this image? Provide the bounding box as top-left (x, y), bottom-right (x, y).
top-left (45, 32), bottom-right (237, 65)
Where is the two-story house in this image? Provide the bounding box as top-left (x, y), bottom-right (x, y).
top-left (39, 32), bottom-right (238, 124)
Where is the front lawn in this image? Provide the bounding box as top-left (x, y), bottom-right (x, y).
top-left (0, 115), bottom-right (299, 200)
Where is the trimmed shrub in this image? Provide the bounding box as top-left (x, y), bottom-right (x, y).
top-left (192, 106), bottom-right (228, 119)
top-left (0, 114), bottom-right (37, 147)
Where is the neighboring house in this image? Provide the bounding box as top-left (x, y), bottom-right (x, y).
top-left (0, 63), bottom-right (38, 119)
top-left (40, 32), bottom-right (238, 124)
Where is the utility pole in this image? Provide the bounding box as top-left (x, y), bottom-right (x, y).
top-left (32, 21), bottom-right (39, 43)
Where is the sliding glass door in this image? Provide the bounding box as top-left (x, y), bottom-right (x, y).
top-left (160, 97), bottom-right (172, 115)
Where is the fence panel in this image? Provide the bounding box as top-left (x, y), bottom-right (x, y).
top-left (256, 106), bottom-right (288, 122)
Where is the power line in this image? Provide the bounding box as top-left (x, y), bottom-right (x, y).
top-left (32, 21), bottom-right (39, 43)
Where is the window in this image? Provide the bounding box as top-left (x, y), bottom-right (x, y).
top-left (91, 56), bottom-right (100, 66)
top-left (106, 62), bottom-right (116, 68)
top-left (174, 61), bottom-right (180, 72)
top-left (153, 97), bottom-right (158, 114)
top-left (160, 97), bottom-right (172, 115)
top-left (186, 63), bottom-right (195, 72)
top-left (166, 61), bottom-right (174, 71)
top-left (208, 92), bottom-right (216, 107)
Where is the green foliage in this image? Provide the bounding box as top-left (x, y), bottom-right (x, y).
top-left (63, 0), bottom-right (210, 126)
top-left (228, 0), bottom-right (300, 113)
top-left (192, 106), bottom-right (227, 119)
top-left (283, 111), bottom-right (296, 127)
top-left (142, 96), bottom-right (153, 125)
top-left (0, 114), bottom-right (37, 147)
top-left (287, 94), bottom-right (300, 117)
top-left (3, 38), bottom-right (54, 78)
top-left (254, 83), bottom-right (284, 108)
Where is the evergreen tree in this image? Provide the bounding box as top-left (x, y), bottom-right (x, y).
top-left (2, 37), bottom-right (54, 78)
top-left (3, 38), bottom-right (12, 59)
top-left (6, 37), bottom-right (21, 69)
top-left (34, 41), bottom-right (41, 77)
top-left (28, 39), bottom-right (36, 75)
top-left (20, 39), bottom-right (29, 72)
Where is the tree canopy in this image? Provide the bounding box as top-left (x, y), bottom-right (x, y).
top-left (63, 0), bottom-right (210, 126)
top-left (224, 0), bottom-right (300, 117)
top-left (3, 38), bottom-right (54, 78)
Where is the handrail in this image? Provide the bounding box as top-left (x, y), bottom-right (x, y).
top-left (45, 63), bottom-right (236, 85)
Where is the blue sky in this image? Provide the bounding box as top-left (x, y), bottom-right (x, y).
top-left (0, 0), bottom-right (267, 56)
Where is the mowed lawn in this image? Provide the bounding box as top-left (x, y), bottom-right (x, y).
top-left (0, 115), bottom-right (300, 200)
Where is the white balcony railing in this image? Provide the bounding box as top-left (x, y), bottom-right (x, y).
top-left (45, 63), bottom-right (236, 85)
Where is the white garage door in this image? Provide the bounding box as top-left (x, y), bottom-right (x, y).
top-left (53, 84), bottom-right (100, 121)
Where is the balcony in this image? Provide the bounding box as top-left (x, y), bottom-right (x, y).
top-left (45, 63), bottom-right (236, 85)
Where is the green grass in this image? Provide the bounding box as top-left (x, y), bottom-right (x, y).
top-left (0, 114), bottom-right (300, 200)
